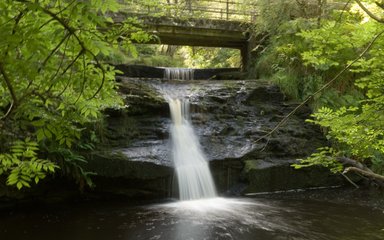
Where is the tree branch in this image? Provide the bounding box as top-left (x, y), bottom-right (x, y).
top-left (355, 0), bottom-right (384, 23)
top-left (46, 33), bottom-right (72, 93)
top-left (343, 167), bottom-right (384, 182)
top-left (0, 62), bottom-right (18, 120)
top-left (73, 54), bottom-right (87, 104)
top-left (341, 173), bottom-right (360, 188)
top-left (61, 49), bottom-right (85, 76)
top-left (254, 30), bottom-right (384, 145)
top-left (336, 0), bottom-right (353, 24)
top-left (337, 156), bottom-right (374, 173)
top-left (375, 1), bottom-right (384, 10)
top-left (39, 31), bottom-right (71, 72)
top-left (36, 2), bottom-right (106, 99)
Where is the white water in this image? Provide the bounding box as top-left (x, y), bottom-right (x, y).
top-left (164, 68), bottom-right (194, 80)
top-left (169, 98), bottom-right (217, 200)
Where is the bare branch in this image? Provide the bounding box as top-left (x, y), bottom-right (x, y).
top-left (337, 156), bottom-right (374, 173)
top-left (376, 1), bottom-right (384, 10)
top-left (355, 0), bottom-right (384, 23)
top-left (46, 34), bottom-right (72, 92)
top-left (336, 0), bottom-right (353, 24)
top-left (341, 173), bottom-right (360, 188)
top-left (56, 0), bottom-right (78, 16)
top-left (61, 49), bottom-right (85, 76)
top-left (39, 32), bottom-right (71, 72)
top-left (343, 167), bottom-right (384, 182)
top-left (57, 68), bottom-right (74, 98)
top-left (73, 54), bottom-right (87, 104)
top-left (87, 53), bottom-right (106, 100)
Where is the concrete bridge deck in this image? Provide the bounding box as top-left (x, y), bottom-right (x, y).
top-left (112, 13), bottom-right (253, 69)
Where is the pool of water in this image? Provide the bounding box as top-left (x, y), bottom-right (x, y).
top-left (0, 197), bottom-right (383, 240)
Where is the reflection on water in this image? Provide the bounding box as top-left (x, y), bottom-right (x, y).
top-left (0, 197), bottom-right (383, 240)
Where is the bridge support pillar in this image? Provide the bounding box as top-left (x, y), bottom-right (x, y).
top-left (240, 42), bottom-right (250, 72)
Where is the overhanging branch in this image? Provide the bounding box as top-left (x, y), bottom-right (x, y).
top-left (0, 62), bottom-right (17, 120)
top-left (344, 167), bottom-right (384, 182)
top-left (355, 0), bottom-right (384, 23)
top-left (254, 30), bottom-right (384, 145)
top-left (16, 0), bottom-right (107, 99)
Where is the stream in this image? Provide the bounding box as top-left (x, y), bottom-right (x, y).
top-left (1, 196), bottom-right (383, 240)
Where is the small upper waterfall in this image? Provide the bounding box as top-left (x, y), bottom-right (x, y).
top-left (169, 98), bottom-right (217, 200)
top-left (164, 68), bottom-right (194, 80)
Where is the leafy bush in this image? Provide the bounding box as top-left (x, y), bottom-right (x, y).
top-left (0, 0), bottom-right (150, 189)
top-left (0, 138), bottom-right (58, 189)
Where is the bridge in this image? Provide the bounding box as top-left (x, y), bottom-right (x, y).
top-left (112, 1), bottom-right (347, 71)
top-left (112, 0), bottom-right (258, 70)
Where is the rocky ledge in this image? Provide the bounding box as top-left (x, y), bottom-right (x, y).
top-left (85, 77), bottom-right (345, 198)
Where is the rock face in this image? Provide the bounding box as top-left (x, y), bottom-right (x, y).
top-left (88, 77), bottom-right (343, 199)
top-left (114, 64), bottom-right (241, 80)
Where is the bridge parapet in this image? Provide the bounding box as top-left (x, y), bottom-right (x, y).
top-left (119, 0), bottom-right (257, 22)
top-left (113, 0), bottom-right (259, 70)
top-left (113, 12), bottom-right (251, 48)
top-left (112, 10), bottom-right (254, 70)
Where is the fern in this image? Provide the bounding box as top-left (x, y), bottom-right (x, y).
top-left (0, 138), bottom-right (58, 189)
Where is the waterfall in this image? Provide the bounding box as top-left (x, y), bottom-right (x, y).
top-left (169, 98), bottom-right (217, 200)
top-left (164, 68), bottom-right (194, 80)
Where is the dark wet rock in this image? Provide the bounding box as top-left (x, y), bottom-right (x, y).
top-left (83, 150), bottom-right (174, 199)
top-left (0, 78), bottom-right (345, 201)
top-left (114, 78), bottom-right (168, 116)
top-left (89, 151), bottom-right (173, 178)
top-left (244, 84), bottom-right (285, 104)
top-left (115, 64), bottom-right (165, 78)
top-left (88, 77), bottom-right (343, 198)
top-left (241, 159), bottom-right (344, 193)
top-left (210, 71), bottom-right (247, 80)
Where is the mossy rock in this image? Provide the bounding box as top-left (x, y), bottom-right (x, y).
top-left (242, 159), bottom-right (345, 193)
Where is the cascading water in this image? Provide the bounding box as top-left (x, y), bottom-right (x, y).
top-left (161, 67), bottom-right (216, 200)
top-left (164, 68), bottom-right (194, 80)
top-left (168, 98), bottom-right (217, 200)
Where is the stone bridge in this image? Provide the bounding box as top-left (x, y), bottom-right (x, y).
top-left (112, 13), bottom-right (254, 70)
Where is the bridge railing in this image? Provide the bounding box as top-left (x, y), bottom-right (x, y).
top-left (120, 0), bottom-right (258, 22)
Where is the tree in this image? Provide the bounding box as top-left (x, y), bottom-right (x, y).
top-left (289, 1), bottom-right (384, 185)
top-left (0, 0), bottom-right (150, 189)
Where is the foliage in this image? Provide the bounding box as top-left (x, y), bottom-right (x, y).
top-left (250, 0), bottom-right (384, 181)
top-left (249, 0), bottom-right (305, 34)
top-left (255, 17), bottom-right (324, 101)
top-left (0, 0), bottom-right (149, 189)
top-left (182, 47), bottom-right (241, 68)
top-left (0, 138), bottom-right (58, 189)
top-left (288, 2), bottom-right (384, 178)
top-left (253, 3), bottom-right (367, 107)
top-left (114, 44), bottom-right (241, 68)
top-left (117, 44), bottom-right (188, 67)
top-left (293, 147), bottom-right (343, 174)
top-left (299, 33), bottom-right (384, 173)
top-left (50, 146), bottom-right (97, 190)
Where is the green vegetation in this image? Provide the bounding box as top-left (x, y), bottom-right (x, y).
top-left (2, 0), bottom-right (384, 192)
top-left (0, 0), bottom-right (241, 192)
top-left (0, 0), bottom-right (149, 189)
top-left (109, 44), bottom-right (241, 68)
top-left (252, 0), bottom-right (384, 185)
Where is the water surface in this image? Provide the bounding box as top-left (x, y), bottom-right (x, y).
top-left (0, 197), bottom-right (383, 240)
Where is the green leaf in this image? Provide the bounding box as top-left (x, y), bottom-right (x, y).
top-left (37, 129), bottom-right (45, 142)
